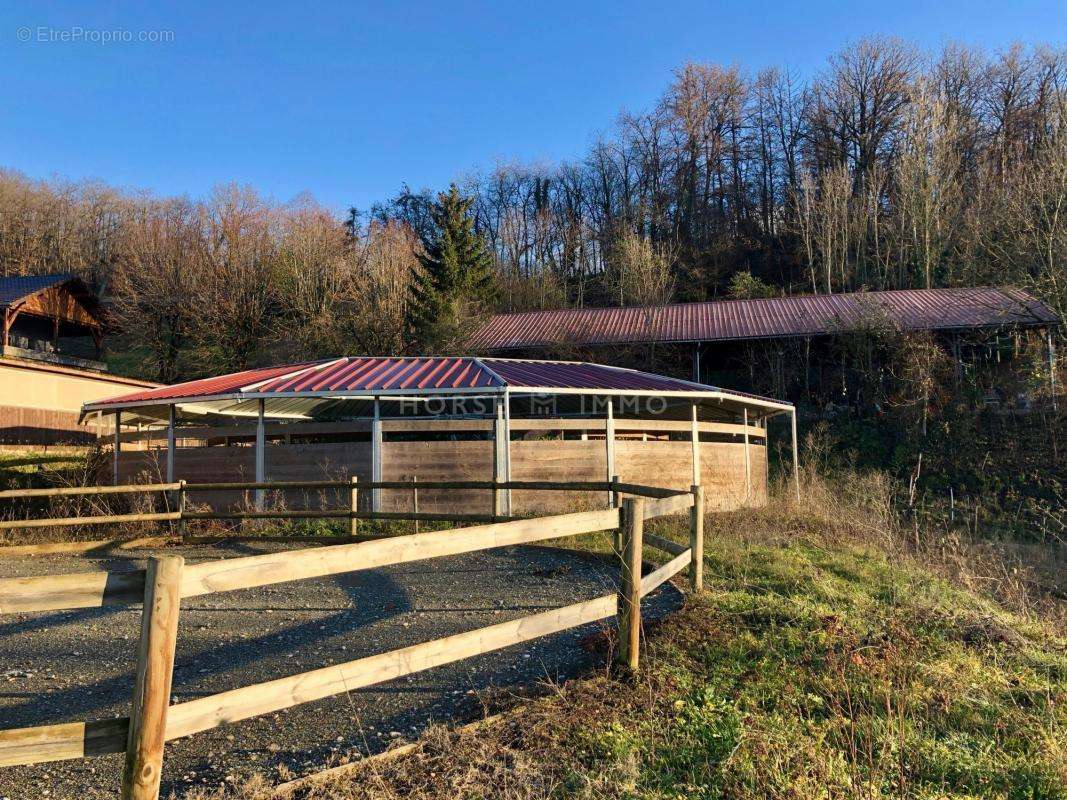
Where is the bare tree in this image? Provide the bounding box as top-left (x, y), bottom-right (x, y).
top-left (810, 37), bottom-right (918, 192)
top-left (195, 185), bottom-right (279, 371)
top-left (348, 220), bottom-right (422, 354)
top-left (112, 197), bottom-right (202, 382)
top-left (604, 228), bottom-right (675, 306)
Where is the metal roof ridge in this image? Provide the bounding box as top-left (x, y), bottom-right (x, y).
top-left (240, 357), bottom-right (347, 392)
top-left (471, 357), bottom-right (510, 389)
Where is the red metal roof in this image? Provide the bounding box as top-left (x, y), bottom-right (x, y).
top-left (84, 356), bottom-right (764, 411)
top-left (255, 357), bottom-right (499, 393)
top-left (94, 361), bottom-right (329, 406)
top-left (469, 287), bottom-right (1058, 351)
top-left (486, 359), bottom-right (701, 393)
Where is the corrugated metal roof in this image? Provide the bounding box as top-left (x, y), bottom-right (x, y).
top-left (255, 357), bottom-right (499, 393)
top-left (96, 361), bottom-right (330, 405)
top-left (485, 359), bottom-right (702, 393)
top-left (470, 287), bottom-right (1058, 351)
top-left (84, 356), bottom-right (784, 414)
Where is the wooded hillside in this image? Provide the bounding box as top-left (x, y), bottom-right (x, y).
top-left (0, 38), bottom-right (1063, 381)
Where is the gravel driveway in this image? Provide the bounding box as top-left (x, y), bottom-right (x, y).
top-left (0, 539), bottom-right (682, 798)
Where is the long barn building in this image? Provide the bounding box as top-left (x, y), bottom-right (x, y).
top-left (470, 286), bottom-right (1060, 403)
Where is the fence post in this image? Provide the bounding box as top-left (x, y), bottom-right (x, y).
top-left (349, 476), bottom-right (359, 537)
top-left (689, 484), bottom-right (704, 592)
top-left (610, 474), bottom-right (622, 554)
top-left (176, 480), bottom-right (187, 542)
top-left (122, 555), bottom-right (183, 800)
top-left (412, 475), bottom-right (419, 534)
top-left (617, 496), bottom-right (643, 671)
top-left (493, 399), bottom-right (506, 519)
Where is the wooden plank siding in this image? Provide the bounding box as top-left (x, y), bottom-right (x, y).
top-left (116, 437), bottom-right (766, 515)
top-left (0, 357), bottom-right (157, 445)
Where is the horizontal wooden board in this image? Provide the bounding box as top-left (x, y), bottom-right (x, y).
top-left (179, 507), bottom-right (620, 599)
top-left (0, 482), bottom-right (178, 499)
top-left (640, 551), bottom-right (691, 598)
top-left (165, 592), bottom-right (618, 740)
top-left (0, 718), bottom-right (128, 767)
top-left (0, 536), bottom-right (171, 557)
top-left (0, 567), bottom-right (146, 614)
top-left (642, 493), bottom-right (695, 518)
top-left (0, 510), bottom-right (181, 530)
top-left (644, 533), bottom-right (689, 557)
top-left (121, 417), bottom-right (765, 444)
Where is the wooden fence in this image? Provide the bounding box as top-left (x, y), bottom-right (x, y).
top-left (0, 477), bottom-right (682, 535)
top-left (0, 480), bottom-right (704, 800)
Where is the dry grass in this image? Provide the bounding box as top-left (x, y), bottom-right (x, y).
top-left (0, 446), bottom-right (177, 545)
top-left (179, 468), bottom-right (1067, 800)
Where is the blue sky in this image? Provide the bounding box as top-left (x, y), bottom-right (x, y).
top-left (2, 1), bottom-right (1064, 214)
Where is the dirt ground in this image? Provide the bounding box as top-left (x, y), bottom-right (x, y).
top-left (0, 539), bottom-right (681, 799)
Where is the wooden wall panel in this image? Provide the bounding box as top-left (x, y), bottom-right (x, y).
top-left (699, 441), bottom-right (767, 510)
top-left (509, 440), bottom-right (607, 514)
top-left (0, 357), bottom-right (156, 445)
top-left (116, 437), bottom-right (768, 516)
top-left (0, 404), bottom-right (99, 444)
top-left (615, 440), bottom-right (692, 490)
top-left (381, 440), bottom-right (494, 515)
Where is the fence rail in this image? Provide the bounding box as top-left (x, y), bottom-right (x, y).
top-left (0, 480), bottom-right (705, 800)
top-left (0, 477), bottom-right (683, 532)
top-left (0, 482), bottom-right (181, 500)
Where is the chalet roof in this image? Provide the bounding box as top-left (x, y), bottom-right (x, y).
top-left (470, 287), bottom-right (1058, 351)
top-left (0, 273), bottom-right (103, 321)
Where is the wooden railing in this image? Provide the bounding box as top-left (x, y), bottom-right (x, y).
top-left (0, 477), bottom-right (681, 533)
top-left (0, 481), bottom-right (704, 800)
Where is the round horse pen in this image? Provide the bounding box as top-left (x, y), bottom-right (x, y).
top-left (81, 357), bottom-right (797, 517)
top-left (2, 357), bottom-right (797, 798)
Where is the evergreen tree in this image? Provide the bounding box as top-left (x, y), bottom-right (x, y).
top-left (408, 184), bottom-right (497, 350)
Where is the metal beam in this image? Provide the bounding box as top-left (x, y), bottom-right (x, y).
top-left (83, 386), bottom-right (796, 417)
top-left (502, 390), bottom-right (512, 515)
top-left (255, 399), bottom-right (266, 511)
top-left (743, 407), bottom-right (751, 503)
top-left (113, 411), bottom-right (121, 486)
top-left (166, 405), bottom-right (176, 484)
top-left (605, 399), bottom-right (616, 506)
top-left (493, 398), bottom-right (506, 516)
top-left (690, 403), bottom-right (700, 486)
top-left (791, 409), bottom-right (801, 502)
top-left (371, 398), bottom-right (383, 512)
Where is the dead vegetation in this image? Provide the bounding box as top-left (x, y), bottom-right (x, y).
top-left (176, 468), bottom-right (1066, 800)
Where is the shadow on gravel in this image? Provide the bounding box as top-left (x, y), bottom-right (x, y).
top-left (0, 542), bottom-right (683, 800)
top-left (0, 567), bottom-right (411, 725)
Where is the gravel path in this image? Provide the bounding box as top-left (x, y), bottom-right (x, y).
top-left (0, 540), bottom-right (682, 799)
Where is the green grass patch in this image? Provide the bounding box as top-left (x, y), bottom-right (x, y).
top-left (191, 520), bottom-right (1066, 800)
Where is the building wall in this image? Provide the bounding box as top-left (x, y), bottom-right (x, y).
top-left (116, 436), bottom-right (768, 515)
top-left (0, 357), bottom-right (158, 444)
